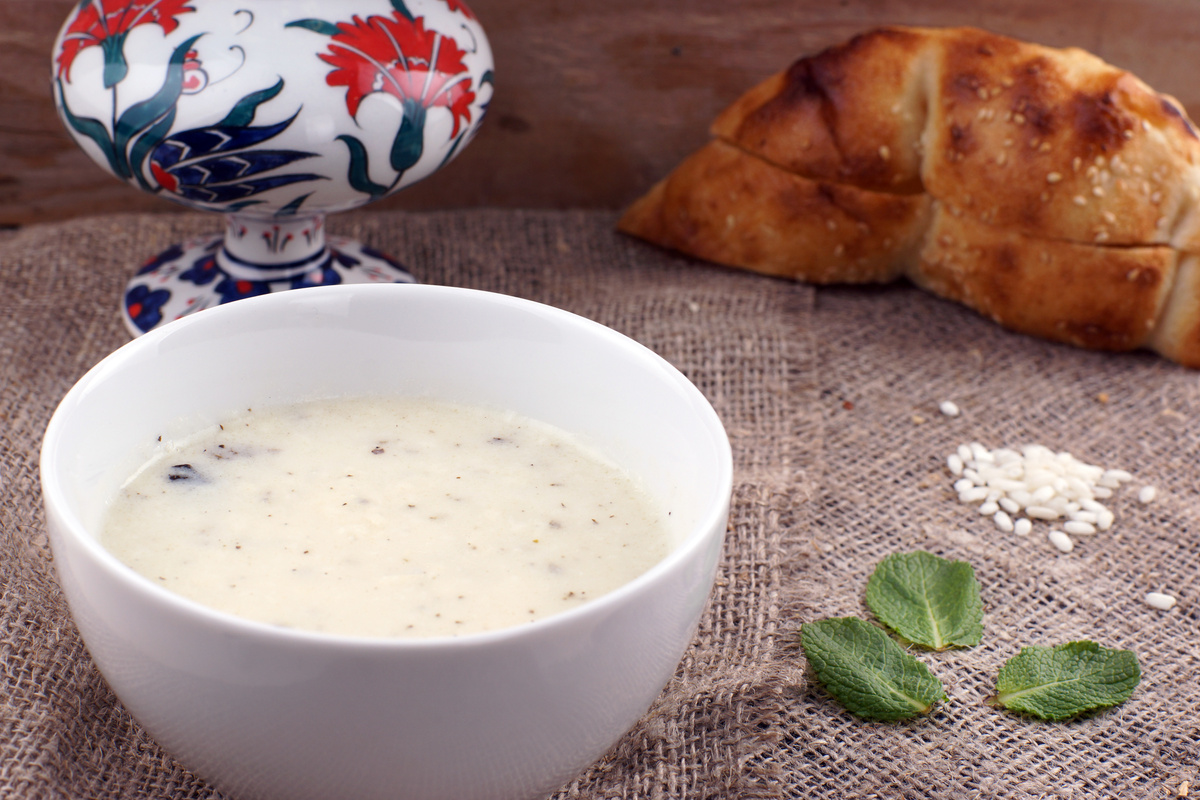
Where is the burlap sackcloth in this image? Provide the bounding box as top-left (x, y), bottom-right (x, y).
top-left (1, 210), bottom-right (1196, 800)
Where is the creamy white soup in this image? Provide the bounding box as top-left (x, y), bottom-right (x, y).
top-left (101, 396), bottom-right (671, 638)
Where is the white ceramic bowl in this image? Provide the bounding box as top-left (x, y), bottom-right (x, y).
top-left (40, 284), bottom-right (732, 800)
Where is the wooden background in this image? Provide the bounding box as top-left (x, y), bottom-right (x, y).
top-left (5, 0), bottom-right (1200, 227)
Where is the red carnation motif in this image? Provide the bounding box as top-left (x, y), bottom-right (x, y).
top-left (57, 0), bottom-right (196, 79)
top-left (320, 12), bottom-right (475, 137)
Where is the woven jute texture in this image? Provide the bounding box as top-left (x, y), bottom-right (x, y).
top-left (1, 210), bottom-right (1196, 799)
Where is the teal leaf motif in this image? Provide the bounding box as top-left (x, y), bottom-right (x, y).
top-left (218, 78), bottom-right (284, 128)
top-left (129, 107), bottom-right (177, 191)
top-left (101, 34), bottom-right (130, 88)
top-left (337, 134), bottom-right (391, 199)
top-left (275, 192), bottom-right (313, 217)
top-left (390, 0), bottom-right (416, 22)
top-left (284, 19), bottom-right (342, 36)
top-left (391, 98), bottom-right (426, 175)
top-left (115, 34), bottom-right (202, 163)
top-left (56, 79), bottom-right (124, 178)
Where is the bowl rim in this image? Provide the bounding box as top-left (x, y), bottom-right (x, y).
top-left (40, 284), bottom-right (734, 651)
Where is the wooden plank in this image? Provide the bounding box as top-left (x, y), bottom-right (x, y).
top-left (5, 0), bottom-right (1200, 226)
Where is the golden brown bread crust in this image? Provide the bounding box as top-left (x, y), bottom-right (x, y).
top-left (618, 25), bottom-right (1200, 367)
top-left (1150, 254), bottom-right (1200, 366)
top-left (715, 26), bottom-right (1200, 249)
top-left (914, 205), bottom-right (1176, 353)
top-left (922, 30), bottom-right (1200, 251)
top-left (620, 140), bottom-right (931, 283)
top-left (710, 27), bottom-right (931, 194)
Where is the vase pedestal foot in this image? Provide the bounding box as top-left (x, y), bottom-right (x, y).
top-left (121, 234), bottom-right (415, 336)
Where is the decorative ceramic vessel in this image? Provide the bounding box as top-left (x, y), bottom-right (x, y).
top-left (53, 0), bottom-right (493, 335)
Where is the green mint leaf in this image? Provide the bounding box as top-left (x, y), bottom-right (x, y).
top-left (864, 551), bottom-right (983, 650)
top-left (799, 616), bottom-right (946, 720)
top-left (995, 641), bottom-right (1141, 720)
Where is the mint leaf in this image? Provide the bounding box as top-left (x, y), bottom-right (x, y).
top-left (995, 641), bottom-right (1141, 720)
top-left (864, 551), bottom-right (983, 650)
top-left (799, 616), bottom-right (946, 720)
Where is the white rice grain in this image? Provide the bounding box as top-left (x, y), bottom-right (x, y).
top-left (1030, 485), bottom-right (1057, 505)
top-left (944, 440), bottom-right (1134, 550)
top-left (1065, 476), bottom-right (1094, 499)
top-left (993, 448), bottom-right (1021, 464)
top-left (939, 400), bottom-right (961, 417)
top-left (1137, 485), bottom-right (1157, 504)
top-left (988, 477), bottom-right (1028, 494)
top-left (1048, 530), bottom-right (1074, 552)
top-left (960, 487), bottom-right (990, 503)
top-left (1026, 506), bottom-right (1062, 520)
top-left (1145, 591), bottom-right (1177, 610)
top-left (1008, 489), bottom-right (1034, 507)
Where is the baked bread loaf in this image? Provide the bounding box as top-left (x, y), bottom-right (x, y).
top-left (618, 25), bottom-right (1200, 366)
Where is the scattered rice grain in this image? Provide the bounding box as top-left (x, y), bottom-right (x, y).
top-left (944, 440), bottom-right (1134, 551)
top-left (1138, 485), bottom-right (1157, 504)
top-left (960, 487), bottom-right (990, 503)
top-left (1145, 591), bottom-right (1177, 611)
top-left (988, 477), bottom-right (1028, 493)
top-left (939, 400), bottom-right (961, 417)
top-left (1048, 530), bottom-right (1074, 552)
top-left (1026, 505), bottom-right (1061, 520)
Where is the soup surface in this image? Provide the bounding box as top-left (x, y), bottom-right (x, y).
top-left (102, 396), bottom-right (670, 638)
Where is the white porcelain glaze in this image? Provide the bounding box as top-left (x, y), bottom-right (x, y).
top-left (53, 0), bottom-right (493, 334)
top-left (40, 284), bottom-right (732, 800)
